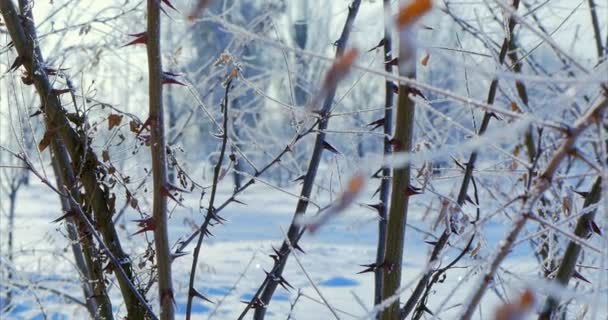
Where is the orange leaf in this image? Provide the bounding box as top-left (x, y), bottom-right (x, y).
top-left (324, 48), bottom-right (358, 90)
top-left (396, 0), bottom-right (433, 29)
top-left (511, 102), bottom-right (522, 113)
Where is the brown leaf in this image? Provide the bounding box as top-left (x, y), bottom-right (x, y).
top-left (188, 0), bottom-right (212, 22)
top-left (108, 114), bottom-right (123, 130)
top-left (38, 130), bottom-right (55, 152)
top-left (130, 197), bottom-right (138, 210)
top-left (129, 120), bottom-right (139, 132)
top-left (421, 53), bottom-right (430, 66)
top-left (102, 150), bottom-right (110, 162)
top-left (511, 102), bottom-right (522, 113)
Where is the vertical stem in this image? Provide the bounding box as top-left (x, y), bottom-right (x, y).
top-left (380, 27), bottom-right (416, 320)
top-left (6, 189), bottom-right (17, 311)
top-left (538, 177), bottom-right (602, 319)
top-left (50, 146), bottom-right (104, 318)
top-left (587, 0), bottom-right (604, 59)
top-left (146, 1), bottom-right (174, 319)
top-left (243, 2), bottom-right (362, 319)
top-left (375, 0), bottom-right (393, 309)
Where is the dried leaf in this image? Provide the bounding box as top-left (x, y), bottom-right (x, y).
top-left (102, 150), bottom-right (110, 162)
top-left (188, 0), bottom-right (212, 22)
top-left (108, 114), bottom-right (123, 130)
top-left (421, 53), bottom-right (430, 66)
top-left (494, 289), bottom-right (535, 320)
top-left (396, 0), bottom-right (433, 29)
top-left (298, 173), bottom-right (365, 233)
top-left (129, 120), bottom-right (139, 132)
top-left (38, 130), bottom-right (55, 152)
top-left (511, 101), bottom-right (522, 113)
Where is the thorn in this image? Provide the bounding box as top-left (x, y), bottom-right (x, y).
top-left (189, 288), bottom-right (214, 303)
top-left (464, 194), bottom-right (476, 205)
top-left (364, 203), bottom-right (384, 216)
top-left (573, 190), bottom-right (589, 198)
top-left (421, 304), bottom-right (434, 315)
top-left (588, 219), bottom-right (602, 236)
top-left (29, 109), bottom-right (43, 118)
top-left (389, 82), bottom-right (399, 94)
top-left (322, 140), bottom-right (340, 154)
top-left (407, 86), bottom-right (427, 100)
top-left (231, 198), bottom-right (247, 206)
top-left (51, 210), bottom-right (76, 223)
top-left (371, 186), bottom-right (381, 199)
top-left (366, 118), bottom-right (385, 130)
top-left (161, 0), bottom-right (179, 11)
top-left (293, 243), bottom-right (305, 254)
top-left (424, 240), bottom-right (438, 245)
top-left (357, 261), bottom-right (385, 274)
top-left (202, 228), bottom-right (214, 237)
top-left (132, 217), bottom-right (156, 235)
top-left (572, 270), bottom-right (591, 284)
top-left (384, 57), bottom-right (398, 66)
top-left (162, 71), bottom-right (186, 86)
top-left (264, 270), bottom-right (294, 291)
top-left (43, 66), bottom-right (68, 75)
top-left (171, 250), bottom-right (189, 261)
top-left (451, 156), bottom-right (465, 170)
top-left (269, 246), bottom-right (283, 263)
top-left (122, 32), bottom-right (147, 47)
top-left (241, 297), bottom-right (266, 309)
top-left (51, 88), bottom-right (71, 95)
top-left (7, 56), bottom-right (23, 73)
top-left (135, 117), bottom-right (151, 137)
top-left (367, 38), bottom-right (387, 52)
top-left (293, 174), bottom-right (306, 182)
top-left (161, 186), bottom-right (184, 206)
top-left (488, 112), bottom-right (501, 120)
top-left (404, 185), bottom-right (422, 196)
top-left (371, 168), bottom-right (383, 179)
top-left (208, 207), bottom-right (226, 224)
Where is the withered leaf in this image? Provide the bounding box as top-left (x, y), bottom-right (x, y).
top-left (108, 114), bottom-right (123, 130)
top-left (102, 150), bottom-right (110, 162)
top-left (38, 130), bottom-right (55, 152)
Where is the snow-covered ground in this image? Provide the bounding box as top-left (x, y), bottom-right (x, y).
top-left (4, 170), bottom-right (593, 320)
